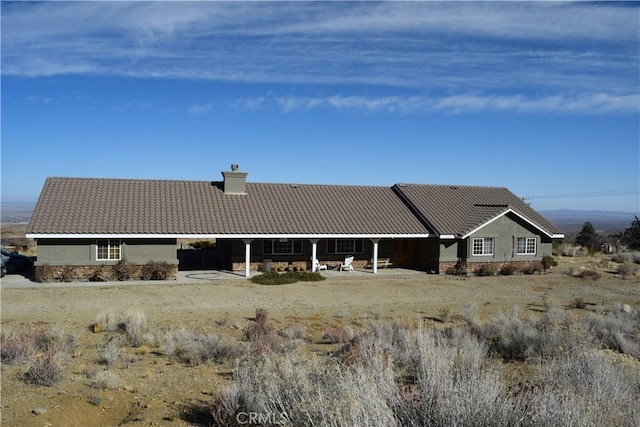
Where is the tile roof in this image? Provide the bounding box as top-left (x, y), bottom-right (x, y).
top-left (392, 184), bottom-right (563, 237)
top-left (26, 177), bottom-right (430, 236)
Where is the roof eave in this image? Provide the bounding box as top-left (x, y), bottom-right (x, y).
top-left (26, 233), bottom-right (432, 239)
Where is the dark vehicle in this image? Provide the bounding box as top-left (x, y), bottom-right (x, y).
top-left (1, 252), bottom-right (8, 277)
top-left (1, 247), bottom-right (33, 275)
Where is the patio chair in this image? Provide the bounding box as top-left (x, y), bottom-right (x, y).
top-left (313, 258), bottom-right (328, 271)
top-left (340, 256), bottom-right (354, 272)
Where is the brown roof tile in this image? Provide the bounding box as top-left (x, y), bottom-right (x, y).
top-left (392, 184), bottom-right (563, 237)
top-left (27, 177), bottom-right (430, 236)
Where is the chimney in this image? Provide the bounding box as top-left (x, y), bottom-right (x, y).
top-left (221, 164), bottom-right (248, 194)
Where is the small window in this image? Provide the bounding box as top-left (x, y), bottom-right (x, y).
top-left (262, 239), bottom-right (303, 255)
top-left (516, 237), bottom-right (536, 255)
top-left (327, 239), bottom-right (364, 254)
top-left (97, 240), bottom-right (121, 261)
top-left (472, 238), bottom-right (494, 256)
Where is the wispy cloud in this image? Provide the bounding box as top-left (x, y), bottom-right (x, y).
top-left (187, 103), bottom-right (213, 115)
top-left (267, 93), bottom-right (638, 115)
top-left (2, 1), bottom-right (638, 114)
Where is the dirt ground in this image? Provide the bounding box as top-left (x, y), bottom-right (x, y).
top-left (1, 256), bottom-right (639, 427)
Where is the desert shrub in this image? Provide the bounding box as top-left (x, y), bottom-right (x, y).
top-left (528, 350), bottom-right (640, 425)
top-left (243, 308), bottom-right (282, 353)
top-left (122, 309), bottom-right (147, 347)
top-left (212, 317), bottom-right (639, 427)
top-left (618, 262), bottom-right (638, 277)
top-left (439, 306), bottom-right (452, 323)
top-left (573, 268), bottom-right (602, 280)
top-left (6, 327), bottom-right (78, 387)
top-left (499, 263), bottom-right (518, 276)
top-left (322, 326), bottom-right (354, 344)
top-left (99, 339), bottom-right (122, 366)
top-left (1, 328), bottom-right (41, 364)
top-left (476, 263), bottom-right (499, 276)
top-left (172, 328), bottom-right (245, 366)
top-left (89, 369), bottom-right (122, 390)
top-left (633, 252), bottom-right (640, 264)
top-left (470, 308), bottom-right (581, 362)
top-left (23, 346), bottom-right (67, 386)
top-left (113, 259), bottom-right (136, 281)
top-left (250, 271), bottom-right (299, 285)
top-left (139, 261), bottom-right (173, 280)
top-left (89, 264), bottom-right (113, 282)
top-left (94, 310), bottom-right (120, 333)
top-left (284, 324), bottom-right (307, 341)
top-left (585, 308), bottom-right (639, 357)
top-left (612, 253), bottom-right (631, 263)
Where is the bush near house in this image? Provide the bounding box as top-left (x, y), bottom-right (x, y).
top-left (34, 261), bottom-right (176, 283)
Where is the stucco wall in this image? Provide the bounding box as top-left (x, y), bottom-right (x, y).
top-left (35, 239), bottom-right (178, 266)
top-left (466, 213), bottom-right (551, 263)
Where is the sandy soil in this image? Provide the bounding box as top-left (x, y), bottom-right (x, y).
top-left (1, 257), bottom-right (639, 426)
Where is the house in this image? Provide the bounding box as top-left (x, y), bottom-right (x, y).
top-left (25, 165), bottom-right (564, 281)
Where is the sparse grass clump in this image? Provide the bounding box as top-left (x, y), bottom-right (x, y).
top-left (172, 328), bottom-right (245, 366)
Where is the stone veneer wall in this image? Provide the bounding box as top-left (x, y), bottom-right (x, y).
top-left (34, 264), bottom-right (178, 283)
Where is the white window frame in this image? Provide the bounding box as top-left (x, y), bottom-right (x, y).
top-left (96, 240), bottom-right (121, 261)
top-left (516, 237), bottom-right (537, 255)
top-left (472, 238), bottom-right (494, 256)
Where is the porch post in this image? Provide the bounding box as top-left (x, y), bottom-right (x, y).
top-left (309, 239), bottom-right (319, 272)
top-left (371, 238), bottom-right (380, 274)
top-left (243, 239), bottom-right (253, 278)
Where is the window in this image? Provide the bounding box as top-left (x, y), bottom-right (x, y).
top-left (327, 239), bottom-right (364, 254)
top-left (263, 239), bottom-right (303, 255)
top-left (516, 237), bottom-right (536, 255)
top-left (472, 238), bottom-right (494, 256)
top-left (97, 240), bottom-right (121, 261)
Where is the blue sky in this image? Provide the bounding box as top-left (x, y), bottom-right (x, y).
top-left (1, 1), bottom-right (638, 213)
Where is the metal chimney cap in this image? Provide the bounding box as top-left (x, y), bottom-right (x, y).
top-left (231, 164), bottom-right (239, 171)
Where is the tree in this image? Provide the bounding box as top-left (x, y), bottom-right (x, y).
top-left (575, 221), bottom-right (600, 250)
top-left (621, 216), bottom-right (640, 250)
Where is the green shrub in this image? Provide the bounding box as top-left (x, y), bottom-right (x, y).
top-left (297, 271), bottom-right (326, 282)
top-left (250, 271), bottom-right (299, 285)
top-left (541, 256), bottom-right (558, 270)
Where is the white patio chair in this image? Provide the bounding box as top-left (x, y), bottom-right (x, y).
top-left (313, 258), bottom-right (328, 271)
top-left (340, 256), bottom-right (354, 272)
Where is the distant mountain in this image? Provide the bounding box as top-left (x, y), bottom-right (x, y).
top-left (539, 209), bottom-right (638, 234)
